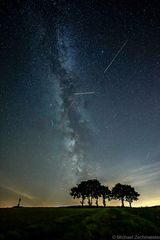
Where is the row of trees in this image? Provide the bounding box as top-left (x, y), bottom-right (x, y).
top-left (70, 179), bottom-right (140, 207)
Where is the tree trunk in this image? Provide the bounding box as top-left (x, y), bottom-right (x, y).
top-left (96, 198), bottom-right (98, 207)
top-left (88, 197), bottom-right (91, 206)
top-left (121, 198), bottom-right (124, 207)
top-left (90, 197), bottom-right (93, 206)
top-left (80, 199), bottom-right (84, 207)
top-left (103, 198), bottom-right (106, 207)
top-left (129, 201), bottom-right (132, 208)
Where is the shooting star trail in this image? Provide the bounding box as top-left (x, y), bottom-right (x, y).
top-left (104, 40), bottom-right (128, 74)
top-left (74, 92), bottom-right (95, 96)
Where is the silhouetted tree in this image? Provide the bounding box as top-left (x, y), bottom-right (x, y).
top-left (70, 181), bottom-right (88, 206)
top-left (70, 180), bottom-right (140, 207)
top-left (85, 179), bottom-right (101, 206)
top-left (70, 179), bottom-right (103, 207)
top-left (100, 185), bottom-right (111, 207)
top-left (112, 183), bottom-right (127, 207)
top-left (112, 183), bottom-right (140, 207)
top-left (92, 180), bottom-right (101, 207)
top-left (125, 185), bottom-right (140, 207)
top-left (70, 186), bottom-right (81, 205)
top-left (77, 181), bottom-right (87, 206)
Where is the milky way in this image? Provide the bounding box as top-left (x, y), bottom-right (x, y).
top-left (51, 22), bottom-right (93, 184)
top-left (25, 2), bottom-right (97, 189)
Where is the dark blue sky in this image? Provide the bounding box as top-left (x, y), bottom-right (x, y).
top-left (0, 0), bottom-right (160, 207)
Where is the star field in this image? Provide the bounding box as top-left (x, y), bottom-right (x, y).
top-left (0, 0), bottom-right (160, 207)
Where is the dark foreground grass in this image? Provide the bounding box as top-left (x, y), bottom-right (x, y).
top-left (0, 207), bottom-right (160, 240)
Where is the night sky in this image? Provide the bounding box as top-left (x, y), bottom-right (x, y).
top-left (0, 0), bottom-right (160, 207)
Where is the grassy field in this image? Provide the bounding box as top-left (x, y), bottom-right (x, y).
top-left (0, 207), bottom-right (160, 239)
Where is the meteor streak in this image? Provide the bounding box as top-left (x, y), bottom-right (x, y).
top-left (74, 91), bottom-right (95, 95)
top-left (104, 40), bottom-right (128, 74)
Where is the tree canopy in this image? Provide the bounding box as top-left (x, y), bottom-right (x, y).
top-left (70, 180), bottom-right (140, 207)
top-left (112, 183), bottom-right (140, 207)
